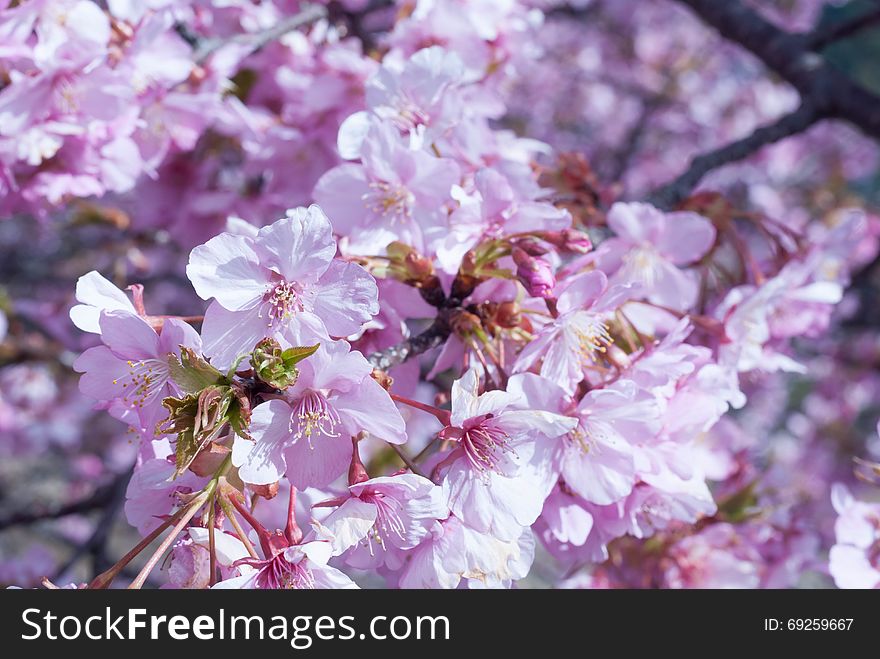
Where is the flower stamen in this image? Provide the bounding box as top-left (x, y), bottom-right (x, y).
top-left (289, 390), bottom-right (341, 447)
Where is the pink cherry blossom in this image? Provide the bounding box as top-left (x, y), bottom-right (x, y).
top-left (4, 0), bottom-right (880, 594)
top-left (314, 471), bottom-right (446, 567)
top-left (436, 368), bottom-right (577, 541)
top-left (73, 310), bottom-right (201, 437)
top-left (314, 118), bottom-right (460, 256)
top-left (595, 202), bottom-right (716, 310)
top-left (69, 271), bottom-right (138, 334)
top-left (188, 205), bottom-right (379, 367)
top-left (513, 270), bottom-right (635, 394)
top-left (398, 515), bottom-right (535, 589)
top-left (829, 484), bottom-right (880, 589)
top-left (232, 339), bottom-right (406, 489)
top-left (663, 523), bottom-right (762, 589)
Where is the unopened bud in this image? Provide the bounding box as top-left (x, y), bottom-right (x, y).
top-left (513, 237), bottom-right (549, 257)
top-left (512, 247), bottom-right (556, 299)
top-left (189, 443), bottom-right (231, 478)
top-left (543, 229), bottom-right (593, 254)
top-left (252, 338), bottom-right (319, 390)
top-left (251, 482), bottom-right (280, 500)
top-left (371, 368), bottom-right (394, 390)
top-left (387, 242), bottom-right (435, 284)
top-left (450, 309), bottom-right (483, 337)
top-left (348, 437), bottom-right (369, 486)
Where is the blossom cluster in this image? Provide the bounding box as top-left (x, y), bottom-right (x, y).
top-left (70, 42), bottom-right (873, 586)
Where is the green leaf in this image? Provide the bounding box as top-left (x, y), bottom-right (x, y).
top-left (281, 343), bottom-right (320, 367)
top-left (167, 346), bottom-right (225, 393)
top-left (225, 352), bottom-right (253, 380)
top-left (162, 386), bottom-right (241, 479)
top-left (173, 428), bottom-right (200, 478)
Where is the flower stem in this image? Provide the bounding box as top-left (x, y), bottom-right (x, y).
top-left (389, 393), bottom-right (451, 426)
top-left (218, 496), bottom-right (259, 559)
top-left (88, 497), bottom-right (199, 589)
top-left (207, 492), bottom-right (218, 587)
top-left (126, 489), bottom-right (211, 589)
top-left (390, 443), bottom-right (429, 479)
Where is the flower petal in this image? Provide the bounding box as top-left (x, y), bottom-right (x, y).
top-left (256, 205), bottom-right (336, 282)
top-left (187, 232), bottom-right (267, 310)
top-left (233, 400), bottom-right (293, 486)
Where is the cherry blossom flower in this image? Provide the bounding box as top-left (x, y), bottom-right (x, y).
top-left (314, 470), bottom-right (446, 568)
top-left (314, 118), bottom-right (460, 256)
top-left (398, 515), bottom-right (535, 589)
top-left (663, 523), bottom-right (762, 589)
top-left (124, 457), bottom-right (207, 534)
top-left (232, 340), bottom-right (406, 489)
top-left (73, 310), bottom-right (201, 437)
top-left (187, 205), bottom-right (379, 367)
top-left (214, 487), bottom-right (358, 590)
top-left (436, 368), bottom-right (577, 541)
top-left (595, 202), bottom-right (716, 310)
top-left (513, 270), bottom-right (635, 394)
top-left (829, 484), bottom-right (880, 589)
top-left (69, 271), bottom-right (138, 334)
top-left (344, 46), bottom-right (465, 144)
top-left (717, 255), bottom-right (843, 374)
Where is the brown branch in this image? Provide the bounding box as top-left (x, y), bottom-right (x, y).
top-left (53, 467), bottom-right (132, 580)
top-left (646, 103), bottom-right (819, 209)
top-left (367, 317), bottom-right (451, 371)
top-left (640, 0), bottom-right (880, 207)
top-left (327, 0), bottom-right (396, 53)
top-left (0, 468), bottom-right (130, 532)
top-left (545, 2), bottom-right (602, 21)
top-left (193, 1), bottom-right (397, 63)
top-left (607, 95), bottom-right (665, 183)
top-left (672, 0), bottom-right (880, 140)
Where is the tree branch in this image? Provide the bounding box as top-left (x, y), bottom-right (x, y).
top-left (194, 4), bottom-right (329, 62)
top-left (672, 0), bottom-right (880, 140)
top-left (608, 94), bottom-right (666, 183)
top-left (640, 0), bottom-right (880, 206)
top-left (806, 6), bottom-right (880, 51)
top-left (327, 0), bottom-right (396, 53)
top-left (53, 467), bottom-right (132, 580)
top-left (367, 317), bottom-right (451, 371)
top-left (646, 103), bottom-right (819, 209)
top-left (0, 468), bottom-right (130, 532)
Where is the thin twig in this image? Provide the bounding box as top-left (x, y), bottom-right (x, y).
top-left (646, 104), bottom-right (819, 209)
top-left (194, 4), bottom-right (329, 63)
top-left (0, 467), bottom-right (130, 532)
top-left (390, 444), bottom-right (429, 480)
top-left (127, 492), bottom-right (209, 589)
top-left (49, 466), bottom-right (133, 581)
top-left (607, 93), bottom-right (667, 182)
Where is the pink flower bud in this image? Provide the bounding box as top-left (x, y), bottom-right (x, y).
top-left (512, 246), bottom-right (556, 299)
top-left (543, 229), bottom-right (593, 254)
